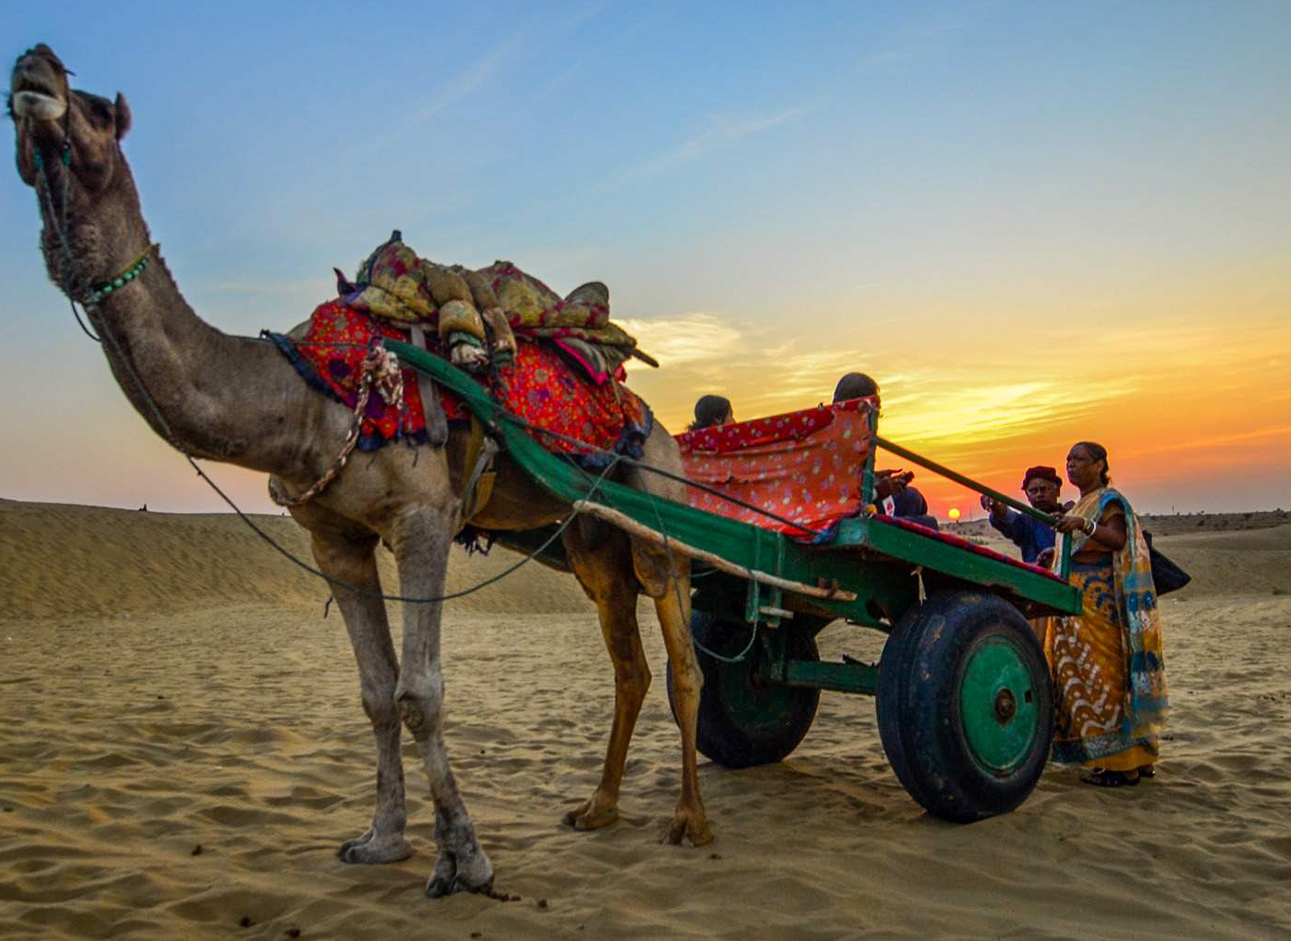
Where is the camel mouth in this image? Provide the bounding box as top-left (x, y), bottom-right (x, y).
top-left (10, 74), bottom-right (66, 121)
top-left (11, 89), bottom-right (66, 120)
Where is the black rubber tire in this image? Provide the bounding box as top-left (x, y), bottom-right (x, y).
top-left (668, 610), bottom-right (820, 769)
top-left (876, 596), bottom-right (958, 809)
top-left (876, 591), bottom-right (1053, 822)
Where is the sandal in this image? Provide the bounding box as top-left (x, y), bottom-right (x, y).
top-left (1080, 768), bottom-right (1140, 788)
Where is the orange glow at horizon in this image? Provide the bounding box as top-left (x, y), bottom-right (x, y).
top-left (623, 270), bottom-right (1291, 517)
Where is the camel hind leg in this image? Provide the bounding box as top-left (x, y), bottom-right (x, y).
top-left (562, 518), bottom-right (652, 831)
top-left (632, 538), bottom-right (713, 846)
top-left (625, 421), bottom-right (713, 845)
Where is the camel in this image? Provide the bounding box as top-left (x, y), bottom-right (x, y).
top-left (9, 44), bottom-right (712, 897)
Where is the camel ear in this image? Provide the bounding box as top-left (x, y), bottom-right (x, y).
top-left (114, 93), bottom-right (131, 140)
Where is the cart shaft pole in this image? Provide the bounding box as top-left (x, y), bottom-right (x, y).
top-left (872, 434), bottom-right (1072, 579)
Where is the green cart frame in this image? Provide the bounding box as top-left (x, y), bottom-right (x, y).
top-left (388, 340), bottom-right (1081, 822)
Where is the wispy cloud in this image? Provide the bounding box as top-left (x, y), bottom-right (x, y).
top-left (618, 313), bottom-right (743, 366)
top-left (624, 309), bottom-right (1145, 458)
top-left (595, 105), bottom-right (810, 193)
top-left (533, 2), bottom-right (637, 101)
top-left (882, 377), bottom-right (1142, 447)
top-left (857, 3), bottom-right (990, 73)
top-left (403, 38), bottom-right (520, 130)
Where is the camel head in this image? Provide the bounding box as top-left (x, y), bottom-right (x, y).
top-left (10, 44), bottom-right (139, 298)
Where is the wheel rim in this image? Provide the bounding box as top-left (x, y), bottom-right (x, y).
top-left (958, 635), bottom-right (1040, 774)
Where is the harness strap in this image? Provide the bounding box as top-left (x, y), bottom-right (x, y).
top-left (408, 324), bottom-right (448, 447)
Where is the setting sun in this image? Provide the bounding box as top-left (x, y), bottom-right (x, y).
top-left (948, 508), bottom-right (961, 521)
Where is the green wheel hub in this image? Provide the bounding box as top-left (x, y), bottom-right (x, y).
top-left (958, 636), bottom-right (1040, 774)
top-left (716, 658), bottom-right (795, 733)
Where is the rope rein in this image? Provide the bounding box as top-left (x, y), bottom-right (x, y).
top-left (270, 342), bottom-right (406, 507)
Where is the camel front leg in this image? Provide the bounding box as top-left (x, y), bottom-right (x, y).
top-left (309, 529), bottom-right (411, 864)
top-left (563, 522), bottom-right (651, 831)
top-left (388, 508), bottom-right (493, 898)
top-left (637, 546), bottom-right (714, 847)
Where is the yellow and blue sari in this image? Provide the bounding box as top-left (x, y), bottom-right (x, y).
top-left (1045, 487), bottom-right (1168, 770)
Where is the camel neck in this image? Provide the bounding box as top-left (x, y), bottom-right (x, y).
top-left (81, 223), bottom-right (319, 476)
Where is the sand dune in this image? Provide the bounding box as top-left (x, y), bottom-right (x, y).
top-left (0, 498), bottom-right (589, 621)
top-left (2, 501), bottom-right (1289, 939)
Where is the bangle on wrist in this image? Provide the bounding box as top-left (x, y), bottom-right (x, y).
top-left (1083, 518), bottom-right (1097, 536)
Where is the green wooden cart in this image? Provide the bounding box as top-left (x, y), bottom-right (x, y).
top-left (388, 340), bottom-right (1081, 823)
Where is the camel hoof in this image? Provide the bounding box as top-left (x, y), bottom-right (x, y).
top-left (563, 800), bottom-right (619, 832)
top-left (338, 831), bottom-right (413, 864)
top-left (426, 850), bottom-right (494, 898)
top-left (663, 813), bottom-right (715, 847)
top-left (426, 872), bottom-right (497, 899)
top-left (425, 873), bottom-right (458, 899)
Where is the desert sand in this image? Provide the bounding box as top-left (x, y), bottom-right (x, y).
top-left (2, 497), bottom-right (1290, 940)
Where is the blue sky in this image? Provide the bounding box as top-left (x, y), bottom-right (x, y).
top-left (3, 1), bottom-right (1289, 514)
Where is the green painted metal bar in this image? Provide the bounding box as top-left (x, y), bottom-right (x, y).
top-left (834, 517), bottom-right (1081, 614)
top-left (873, 433), bottom-right (1072, 580)
top-left (781, 658), bottom-right (879, 695)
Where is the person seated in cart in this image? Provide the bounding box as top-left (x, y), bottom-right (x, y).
top-left (980, 465), bottom-right (1067, 563)
top-left (832, 373), bottom-right (939, 530)
top-left (689, 394), bottom-right (734, 431)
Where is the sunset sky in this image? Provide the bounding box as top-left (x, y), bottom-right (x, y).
top-left (2, 1), bottom-right (1288, 519)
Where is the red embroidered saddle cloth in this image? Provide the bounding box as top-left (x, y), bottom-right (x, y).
top-left (674, 399), bottom-right (876, 535)
top-left (269, 301), bottom-right (651, 463)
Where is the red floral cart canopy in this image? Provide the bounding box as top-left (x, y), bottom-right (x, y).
top-left (674, 398), bottom-right (877, 535)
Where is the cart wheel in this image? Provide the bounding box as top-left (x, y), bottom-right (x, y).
top-left (876, 591), bottom-right (1052, 822)
top-left (667, 611), bottom-right (819, 769)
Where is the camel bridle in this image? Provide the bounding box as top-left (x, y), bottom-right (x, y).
top-left (30, 116), bottom-right (156, 341)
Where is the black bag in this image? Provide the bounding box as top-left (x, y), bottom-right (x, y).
top-left (1143, 530), bottom-right (1191, 595)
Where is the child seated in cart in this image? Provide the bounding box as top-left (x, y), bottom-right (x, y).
top-left (832, 373), bottom-right (938, 530)
top-left (688, 394), bottom-right (734, 431)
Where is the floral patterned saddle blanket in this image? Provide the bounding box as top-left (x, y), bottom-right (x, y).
top-left (266, 300), bottom-right (652, 470)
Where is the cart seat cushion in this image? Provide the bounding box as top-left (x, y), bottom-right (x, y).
top-left (872, 514), bottom-right (1066, 583)
top-left (674, 398), bottom-right (876, 535)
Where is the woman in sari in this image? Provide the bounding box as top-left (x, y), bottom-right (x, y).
top-left (1043, 442), bottom-right (1169, 787)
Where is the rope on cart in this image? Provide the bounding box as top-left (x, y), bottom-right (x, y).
top-left (647, 491), bottom-right (760, 665)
